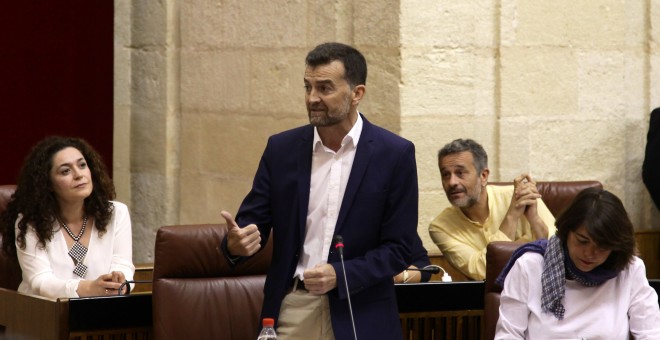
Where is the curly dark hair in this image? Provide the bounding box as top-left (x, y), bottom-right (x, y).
top-left (555, 187), bottom-right (636, 273)
top-left (1, 136), bottom-right (116, 257)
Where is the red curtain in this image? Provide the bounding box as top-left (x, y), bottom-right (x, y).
top-left (0, 2), bottom-right (114, 183)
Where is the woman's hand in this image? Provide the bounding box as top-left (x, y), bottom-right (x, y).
top-left (76, 271), bottom-right (127, 297)
top-left (109, 271), bottom-right (128, 295)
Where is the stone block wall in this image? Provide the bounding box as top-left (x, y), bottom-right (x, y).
top-left (115, 0), bottom-right (659, 262)
top-left (403, 0), bottom-right (659, 253)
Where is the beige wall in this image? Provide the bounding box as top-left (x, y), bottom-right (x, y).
top-left (115, 0), bottom-right (660, 263)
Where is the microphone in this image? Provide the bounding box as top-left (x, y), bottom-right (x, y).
top-left (116, 280), bottom-right (152, 295)
top-left (407, 266), bottom-right (441, 274)
top-left (405, 265), bottom-right (452, 282)
top-left (334, 235), bottom-right (357, 340)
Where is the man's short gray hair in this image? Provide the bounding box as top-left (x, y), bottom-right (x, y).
top-left (437, 139), bottom-right (488, 173)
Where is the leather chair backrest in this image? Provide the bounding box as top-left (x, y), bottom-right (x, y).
top-left (490, 181), bottom-right (603, 217)
top-left (484, 241), bottom-right (522, 340)
top-left (482, 180), bottom-right (603, 340)
top-left (152, 223), bottom-right (273, 340)
top-left (0, 185), bottom-right (22, 291)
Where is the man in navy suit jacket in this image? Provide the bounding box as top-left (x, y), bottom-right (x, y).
top-left (221, 42), bottom-right (419, 340)
top-left (644, 107), bottom-right (660, 209)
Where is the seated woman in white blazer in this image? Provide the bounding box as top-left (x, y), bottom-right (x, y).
top-left (0, 136), bottom-right (134, 299)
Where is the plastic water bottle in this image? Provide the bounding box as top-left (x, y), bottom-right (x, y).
top-left (257, 318), bottom-right (277, 340)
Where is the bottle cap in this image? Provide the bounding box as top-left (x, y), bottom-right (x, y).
top-left (262, 318), bottom-right (275, 327)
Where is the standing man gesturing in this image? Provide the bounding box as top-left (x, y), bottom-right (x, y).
top-left (220, 42), bottom-right (419, 340)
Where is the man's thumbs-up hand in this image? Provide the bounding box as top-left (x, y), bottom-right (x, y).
top-left (221, 210), bottom-right (262, 257)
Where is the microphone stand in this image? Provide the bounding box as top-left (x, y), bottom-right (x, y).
top-left (335, 236), bottom-right (358, 340)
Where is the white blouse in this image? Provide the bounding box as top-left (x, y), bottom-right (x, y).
top-left (16, 201), bottom-right (135, 298)
top-left (496, 252), bottom-right (660, 340)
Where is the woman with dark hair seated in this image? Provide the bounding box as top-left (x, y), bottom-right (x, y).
top-left (0, 136), bottom-right (134, 299)
top-left (495, 187), bottom-right (660, 339)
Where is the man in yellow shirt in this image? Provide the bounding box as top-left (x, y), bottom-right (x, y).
top-left (429, 139), bottom-right (556, 280)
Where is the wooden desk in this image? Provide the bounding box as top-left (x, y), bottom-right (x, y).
top-left (397, 281), bottom-right (485, 340)
top-left (0, 288), bottom-right (152, 340)
top-left (2, 277), bottom-right (653, 340)
top-left (133, 263), bottom-right (154, 293)
top-left (0, 288), bottom-right (67, 339)
top-left (398, 280), bottom-right (660, 340)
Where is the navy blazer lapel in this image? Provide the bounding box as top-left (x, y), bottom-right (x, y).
top-left (335, 114), bottom-right (375, 234)
top-left (297, 126), bottom-right (313, 238)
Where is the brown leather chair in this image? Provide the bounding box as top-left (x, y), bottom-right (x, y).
top-left (482, 180), bottom-right (603, 340)
top-left (491, 180), bottom-right (603, 217)
top-left (484, 241), bottom-right (523, 340)
top-left (152, 223), bottom-right (273, 340)
top-left (0, 184), bottom-right (22, 291)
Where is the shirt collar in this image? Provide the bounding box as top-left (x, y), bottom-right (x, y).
top-left (313, 111), bottom-right (363, 151)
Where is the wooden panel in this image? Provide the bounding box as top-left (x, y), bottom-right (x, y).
top-left (118, 258), bottom-right (659, 340)
top-left (397, 282), bottom-right (484, 339)
top-left (133, 263), bottom-right (154, 293)
top-left (0, 288), bottom-right (68, 340)
top-left (0, 288), bottom-right (154, 340)
top-left (69, 327), bottom-right (152, 340)
top-left (400, 310), bottom-right (483, 340)
top-left (636, 229), bottom-right (660, 279)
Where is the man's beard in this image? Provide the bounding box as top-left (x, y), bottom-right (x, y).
top-left (449, 179), bottom-right (482, 209)
top-left (308, 95), bottom-right (352, 127)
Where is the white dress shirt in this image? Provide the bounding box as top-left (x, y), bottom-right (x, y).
top-left (295, 113), bottom-right (363, 280)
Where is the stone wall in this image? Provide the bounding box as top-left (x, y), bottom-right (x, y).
top-left (115, 0), bottom-right (659, 262)
top-left (404, 1), bottom-right (660, 252)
